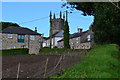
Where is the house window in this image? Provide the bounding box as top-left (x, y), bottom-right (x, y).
top-left (30, 35), bottom-right (35, 40)
top-left (18, 35), bottom-right (25, 43)
top-left (76, 38), bottom-right (78, 40)
top-left (9, 45), bottom-right (15, 48)
top-left (8, 34), bottom-right (12, 38)
top-left (87, 35), bottom-right (91, 41)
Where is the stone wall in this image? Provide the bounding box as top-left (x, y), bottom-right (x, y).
top-left (80, 42), bottom-right (91, 49)
top-left (57, 37), bottom-right (81, 49)
top-left (51, 19), bottom-right (64, 35)
top-left (70, 37), bottom-right (81, 49)
top-left (57, 37), bottom-right (94, 49)
top-left (1, 33), bottom-right (42, 54)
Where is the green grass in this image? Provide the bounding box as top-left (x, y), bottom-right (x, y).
top-left (39, 47), bottom-right (88, 55)
top-left (51, 44), bottom-right (120, 78)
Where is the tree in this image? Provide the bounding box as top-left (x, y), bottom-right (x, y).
top-left (93, 3), bottom-right (120, 45)
top-left (65, 2), bottom-right (120, 46)
top-left (0, 22), bottom-right (20, 30)
top-left (68, 2), bottom-right (95, 16)
top-left (63, 20), bottom-right (70, 48)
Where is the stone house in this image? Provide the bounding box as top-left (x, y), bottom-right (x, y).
top-left (58, 27), bottom-right (94, 49)
top-left (0, 27), bottom-right (42, 54)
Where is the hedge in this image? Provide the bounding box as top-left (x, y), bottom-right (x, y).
top-left (0, 48), bottom-right (29, 55)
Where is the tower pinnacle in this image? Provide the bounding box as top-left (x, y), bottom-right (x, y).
top-left (50, 11), bottom-right (52, 20)
top-left (53, 13), bottom-right (56, 19)
top-left (63, 12), bottom-right (65, 20)
top-left (66, 10), bottom-right (68, 21)
top-left (60, 11), bottom-right (62, 19)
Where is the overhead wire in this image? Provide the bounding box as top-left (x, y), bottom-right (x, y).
top-left (18, 11), bottom-right (78, 25)
top-left (19, 11), bottom-right (65, 25)
top-left (19, 16), bottom-right (49, 25)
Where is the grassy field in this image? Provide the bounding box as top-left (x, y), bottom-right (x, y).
top-left (39, 48), bottom-right (89, 55)
top-left (51, 44), bottom-right (120, 78)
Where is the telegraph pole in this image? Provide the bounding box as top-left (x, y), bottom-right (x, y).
top-left (50, 11), bottom-right (52, 48)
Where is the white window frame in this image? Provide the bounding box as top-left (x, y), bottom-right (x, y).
top-left (87, 35), bottom-right (91, 41)
top-left (76, 38), bottom-right (79, 40)
top-left (8, 34), bottom-right (12, 38)
top-left (30, 35), bottom-right (35, 40)
top-left (9, 45), bottom-right (15, 48)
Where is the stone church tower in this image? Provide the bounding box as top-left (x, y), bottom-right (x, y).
top-left (49, 11), bottom-right (65, 36)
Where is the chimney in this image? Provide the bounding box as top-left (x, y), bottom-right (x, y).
top-left (78, 28), bottom-right (82, 33)
top-left (35, 27), bottom-right (37, 32)
top-left (89, 25), bottom-right (93, 31)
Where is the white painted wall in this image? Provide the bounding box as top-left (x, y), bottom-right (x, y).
top-left (43, 37), bottom-right (63, 48)
top-left (43, 42), bottom-right (46, 47)
top-left (55, 37), bottom-right (63, 46)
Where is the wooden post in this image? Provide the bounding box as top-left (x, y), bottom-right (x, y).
top-left (44, 58), bottom-right (49, 78)
top-left (17, 63), bottom-right (20, 79)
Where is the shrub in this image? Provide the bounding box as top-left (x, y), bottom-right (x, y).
top-left (0, 48), bottom-right (29, 55)
top-left (53, 46), bottom-right (58, 48)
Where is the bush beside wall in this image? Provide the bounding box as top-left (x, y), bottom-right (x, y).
top-left (0, 48), bottom-right (29, 55)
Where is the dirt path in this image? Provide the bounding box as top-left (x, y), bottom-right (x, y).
top-left (2, 54), bottom-right (85, 78)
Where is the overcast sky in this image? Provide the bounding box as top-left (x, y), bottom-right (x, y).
top-left (2, 2), bottom-right (94, 37)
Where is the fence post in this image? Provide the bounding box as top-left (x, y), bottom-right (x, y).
top-left (58, 55), bottom-right (65, 76)
top-left (17, 62), bottom-right (20, 80)
top-left (44, 58), bottom-right (49, 78)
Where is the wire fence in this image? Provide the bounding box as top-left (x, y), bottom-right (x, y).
top-left (2, 51), bottom-right (88, 78)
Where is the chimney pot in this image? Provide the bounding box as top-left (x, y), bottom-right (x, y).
top-left (78, 28), bottom-right (82, 33)
top-left (35, 27), bottom-right (37, 32)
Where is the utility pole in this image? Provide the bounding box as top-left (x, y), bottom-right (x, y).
top-left (50, 11), bottom-right (52, 48)
top-left (50, 27), bottom-right (52, 48)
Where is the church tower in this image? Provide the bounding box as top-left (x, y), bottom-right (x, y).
top-left (49, 11), bottom-right (65, 35)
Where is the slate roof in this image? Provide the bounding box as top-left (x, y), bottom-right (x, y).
top-left (1, 27), bottom-right (42, 35)
top-left (43, 37), bottom-right (49, 40)
top-left (47, 30), bottom-right (64, 39)
top-left (58, 30), bottom-right (89, 42)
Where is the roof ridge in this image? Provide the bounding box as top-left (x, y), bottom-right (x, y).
top-left (1, 26), bottom-right (42, 35)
